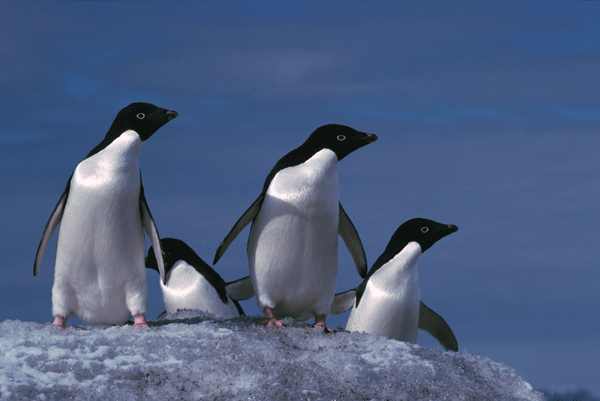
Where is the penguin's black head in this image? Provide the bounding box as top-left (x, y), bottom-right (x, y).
top-left (386, 218), bottom-right (458, 255)
top-left (111, 102), bottom-right (178, 142)
top-left (86, 103), bottom-right (178, 159)
top-left (146, 238), bottom-right (232, 306)
top-left (146, 238), bottom-right (193, 276)
top-left (307, 124), bottom-right (378, 161)
top-left (364, 218), bottom-right (458, 281)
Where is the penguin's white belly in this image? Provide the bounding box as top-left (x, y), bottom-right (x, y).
top-left (160, 261), bottom-right (240, 318)
top-left (346, 242), bottom-right (422, 342)
top-left (346, 283), bottom-right (420, 343)
top-left (52, 133), bottom-right (147, 325)
top-left (249, 149), bottom-right (339, 320)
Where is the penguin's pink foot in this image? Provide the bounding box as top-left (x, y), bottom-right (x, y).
top-left (52, 315), bottom-right (67, 329)
top-left (262, 318), bottom-right (287, 328)
top-left (260, 308), bottom-right (286, 328)
top-left (313, 315), bottom-right (335, 333)
top-left (133, 313), bottom-right (149, 328)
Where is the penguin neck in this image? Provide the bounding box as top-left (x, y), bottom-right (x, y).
top-left (297, 148), bottom-right (339, 184)
top-left (82, 130), bottom-right (143, 175)
top-left (372, 241), bottom-right (422, 292)
top-left (164, 260), bottom-right (199, 288)
top-left (305, 149), bottom-right (339, 183)
top-left (268, 148), bottom-right (339, 196)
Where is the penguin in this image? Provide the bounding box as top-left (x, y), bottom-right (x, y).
top-left (329, 218), bottom-right (459, 351)
top-left (213, 124), bottom-right (377, 332)
top-left (145, 238), bottom-right (244, 319)
top-left (33, 102), bottom-right (177, 329)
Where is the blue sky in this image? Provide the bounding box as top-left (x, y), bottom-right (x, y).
top-left (2, 0), bottom-right (599, 394)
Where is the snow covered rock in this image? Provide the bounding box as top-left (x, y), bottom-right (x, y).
top-left (0, 311), bottom-right (545, 400)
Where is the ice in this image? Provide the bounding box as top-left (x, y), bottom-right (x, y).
top-left (0, 310), bottom-right (546, 400)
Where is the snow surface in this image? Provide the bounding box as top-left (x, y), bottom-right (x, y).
top-left (1, 310), bottom-right (546, 401)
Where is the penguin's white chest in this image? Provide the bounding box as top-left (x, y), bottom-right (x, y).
top-left (52, 131), bottom-right (148, 325)
top-left (160, 261), bottom-right (240, 318)
top-left (346, 242), bottom-right (422, 342)
top-left (249, 149), bottom-right (340, 320)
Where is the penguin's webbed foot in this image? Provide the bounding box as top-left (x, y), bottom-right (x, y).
top-left (260, 308), bottom-right (286, 328)
top-left (133, 313), bottom-right (149, 328)
top-left (52, 315), bottom-right (67, 329)
top-left (261, 318), bottom-right (287, 328)
top-left (313, 315), bottom-right (335, 333)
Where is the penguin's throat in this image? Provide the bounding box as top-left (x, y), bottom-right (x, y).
top-left (268, 149), bottom-right (339, 200)
top-left (77, 131), bottom-right (143, 183)
top-left (371, 242), bottom-right (422, 290)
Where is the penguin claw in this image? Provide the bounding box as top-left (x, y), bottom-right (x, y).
top-left (260, 317), bottom-right (286, 328)
top-left (313, 315), bottom-right (335, 333)
top-left (52, 315), bottom-right (67, 329)
top-left (133, 313), bottom-right (149, 328)
top-left (261, 308), bottom-right (286, 328)
top-left (313, 321), bottom-right (335, 333)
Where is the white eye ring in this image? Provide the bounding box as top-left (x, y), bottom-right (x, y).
top-left (136, 113), bottom-right (145, 119)
top-left (421, 227), bottom-right (429, 233)
top-left (337, 135), bottom-right (346, 141)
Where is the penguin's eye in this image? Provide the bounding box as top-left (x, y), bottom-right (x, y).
top-left (421, 227), bottom-right (429, 233)
top-left (162, 251), bottom-right (170, 259)
top-left (337, 135), bottom-right (346, 141)
top-left (136, 113), bottom-right (145, 120)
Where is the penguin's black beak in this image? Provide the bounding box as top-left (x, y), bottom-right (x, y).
top-left (365, 133), bottom-right (378, 143)
top-left (165, 110), bottom-right (178, 120)
top-left (443, 224), bottom-right (458, 235)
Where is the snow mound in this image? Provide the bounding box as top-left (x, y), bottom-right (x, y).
top-left (0, 310), bottom-right (545, 400)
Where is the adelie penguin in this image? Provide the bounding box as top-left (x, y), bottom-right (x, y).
top-left (146, 238), bottom-right (244, 319)
top-left (330, 218), bottom-right (460, 351)
top-left (213, 124), bottom-right (377, 332)
top-left (33, 102), bottom-right (177, 329)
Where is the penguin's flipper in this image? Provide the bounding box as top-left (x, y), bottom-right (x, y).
top-left (140, 188), bottom-right (165, 284)
top-left (330, 289), bottom-right (357, 315)
top-left (33, 179), bottom-right (71, 276)
top-left (225, 276), bottom-right (255, 301)
top-left (338, 203), bottom-right (368, 278)
top-left (418, 301), bottom-right (458, 352)
top-left (213, 194), bottom-right (265, 265)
